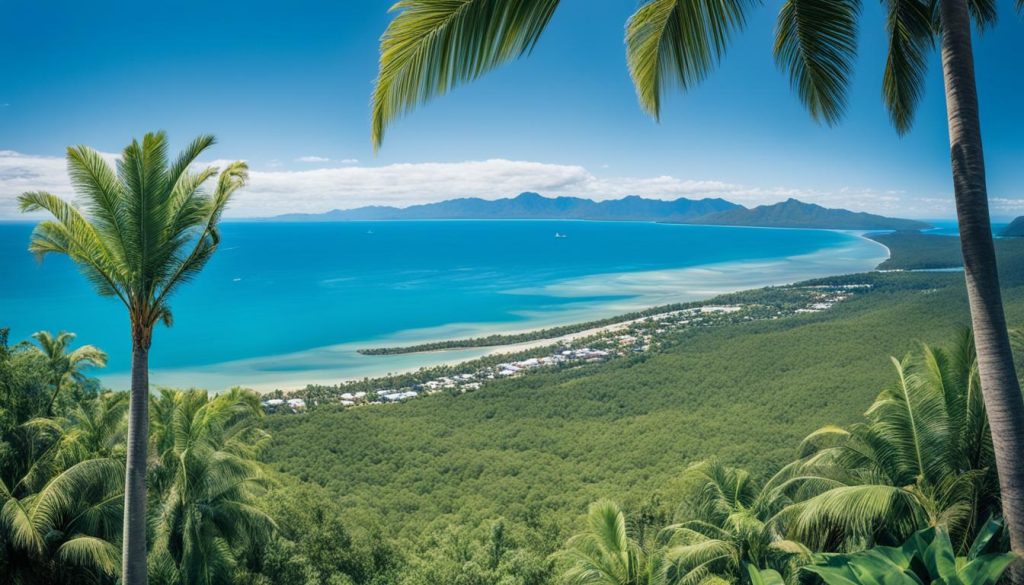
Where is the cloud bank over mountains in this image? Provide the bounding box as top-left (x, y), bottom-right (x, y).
top-left (1, 149), bottom-right (1017, 219)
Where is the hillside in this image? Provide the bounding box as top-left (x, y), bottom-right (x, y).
top-left (1002, 216), bottom-right (1024, 237)
top-left (692, 198), bottom-right (931, 230)
top-left (869, 230), bottom-right (966, 270)
top-left (271, 193), bottom-right (927, 229)
top-left (263, 238), bottom-right (1024, 553)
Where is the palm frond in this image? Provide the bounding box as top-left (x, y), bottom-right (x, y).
top-left (1, 497), bottom-right (45, 555)
top-left (65, 144), bottom-right (131, 267)
top-left (166, 134), bottom-right (216, 193)
top-left (371, 0), bottom-right (560, 149)
top-left (153, 161), bottom-right (248, 309)
top-left (118, 131), bottom-right (172, 291)
top-left (18, 192), bottom-right (128, 303)
top-left (28, 458), bottom-right (124, 536)
top-left (56, 535), bottom-right (120, 576)
top-left (67, 344), bottom-right (108, 369)
top-left (784, 484), bottom-right (921, 547)
top-left (881, 0), bottom-right (934, 134)
top-left (966, 0), bottom-right (997, 28)
top-left (626, 0), bottom-right (753, 119)
top-left (773, 0), bottom-right (860, 125)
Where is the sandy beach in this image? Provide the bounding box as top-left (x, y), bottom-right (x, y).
top-left (97, 231), bottom-right (889, 392)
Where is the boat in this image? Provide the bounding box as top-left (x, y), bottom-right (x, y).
top-left (554, 232), bottom-right (568, 239)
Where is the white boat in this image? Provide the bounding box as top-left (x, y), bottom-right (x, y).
top-left (554, 232), bottom-right (568, 239)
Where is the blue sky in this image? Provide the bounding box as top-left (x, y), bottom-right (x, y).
top-left (1, 0), bottom-right (1022, 219)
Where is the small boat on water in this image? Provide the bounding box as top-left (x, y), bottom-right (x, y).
top-left (554, 232), bottom-right (568, 239)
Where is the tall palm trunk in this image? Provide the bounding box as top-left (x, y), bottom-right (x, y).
top-left (939, 0), bottom-right (1024, 575)
top-left (122, 328), bottom-right (151, 584)
top-left (44, 376), bottom-right (62, 416)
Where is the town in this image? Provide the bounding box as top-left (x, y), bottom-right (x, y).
top-left (262, 282), bottom-right (870, 414)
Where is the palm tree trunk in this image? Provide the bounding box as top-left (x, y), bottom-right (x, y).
top-left (44, 376), bottom-right (62, 416)
top-left (939, 0), bottom-right (1024, 576)
top-left (122, 334), bottom-right (150, 584)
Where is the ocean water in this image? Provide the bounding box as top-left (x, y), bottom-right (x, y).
top-left (921, 219), bottom-right (1009, 237)
top-left (0, 220), bottom-right (887, 390)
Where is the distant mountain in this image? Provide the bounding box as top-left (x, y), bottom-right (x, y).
top-left (273, 192), bottom-right (741, 223)
top-left (272, 193), bottom-right (929, 230)
top-left (1001, 217), bottom-right (1024, 237)
top-left (691, 198), bottom-right (931, 230)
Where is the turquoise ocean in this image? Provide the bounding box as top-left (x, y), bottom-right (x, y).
top-left (0, 220), bottom-right (888, 391)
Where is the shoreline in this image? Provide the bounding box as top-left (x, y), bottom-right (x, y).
top-left (101, 230), bottom-right (890, 392)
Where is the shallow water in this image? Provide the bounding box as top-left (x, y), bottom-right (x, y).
top-left (0, 220), bottom-right (887, 390)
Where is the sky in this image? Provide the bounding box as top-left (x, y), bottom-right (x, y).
top-left (1, 0), bottom-right (1022, 220)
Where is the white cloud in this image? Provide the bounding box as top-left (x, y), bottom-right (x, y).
top-left (0, 150), bottom-right (1015, 220)
top-left (295, 155), bottom-right (330, 163)
top-left (339, 158), bottom-right (359, 164)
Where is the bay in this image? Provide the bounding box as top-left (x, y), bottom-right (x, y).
top-left (0, 220), bottom-right (887, 390)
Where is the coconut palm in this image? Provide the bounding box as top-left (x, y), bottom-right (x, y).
top-left (558, 500), bottom-right (667, 585)
top-left (780, 332), bottom-right (998, 554)
top-left (0, 438), bottom-right (124, 584)
top-left (39, 391), bottom-right (129, 467)
top-left (29, 330), bottom-right (107, 416)
top-left (661, 460), bottom-right (808, 584)
top-left (146, 389), bottom-right (274, 585)
top-left (18, 132), bottom-right (248, 584)
top-left (7, 391), bottom-right (129, 500)
top-left (369, 0), bottom-right (1024, 565)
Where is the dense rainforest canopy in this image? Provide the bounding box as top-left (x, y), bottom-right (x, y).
top-left (3, 234), bottom-right (1024, 583)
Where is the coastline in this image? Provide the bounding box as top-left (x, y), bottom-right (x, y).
top-left (100, 230), bottom-right (890, 392)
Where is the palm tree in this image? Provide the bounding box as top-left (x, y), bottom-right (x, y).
top-left (45, 391), bottom-right (129, 465)
top-left (660, 460), bottom-right (807, 584)
top-left (29, 330), bottom-right (107, 416)
top-left (779, 332), bottom-right (998, 554)
top-left (0, 415), bottom-right (125, 585)
top-left (558, 500), bottom-right (667, 585)
top-left (146, 389), bottom-right (274, 585)
top-left (18, 132), bottom-right (248, 584)
top-left (369, 0), bottom-right (1024, 564)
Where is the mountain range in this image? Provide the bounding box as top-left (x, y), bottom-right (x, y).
top-left (271, 192), bottom-right (930, 230)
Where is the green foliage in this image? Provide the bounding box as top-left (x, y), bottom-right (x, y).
top-left (659, 460), bottom-right (809, 583)
top-left (557, 500), bottom-right (663, 585)
top-left (370, 0), bottom-right (1005, 147)
top-left (0, 456), bottom-right (125, 584)
top-left (266, 269), bottom-right (1000, 543)
top-left (147, 388), bottom-right (275, 585)
top-left (27, 330), bottom-right (107, 416)
top-left (625, 0), bottom-right (752, 119)
top-left (0, 337), bottom-right (389, 584)
top-left (371, 0), bottom-right (560, 149)
top-left (780, 330), bottom-right (998, 552)
top-left (250, 481), bottom-right (401, 585)
top-left (17, 132), bottom-right (251, 583)
top-left (0, 329), bottom-right (54, 433)
top-left (400, 518), bottom-right (552, 585)
top-left (773, 0), bottom-right (860, 126)
top-left (265, 238), bottom-right (1024, 584)
top-left (0, 337), bottom-right (124, 584)
top-left (17, 132), bottom-right (248, 337)
top-left (803, 518), bottom-right (1015, 584)
top-left (881, 0), bottom-right (933, 133)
